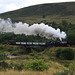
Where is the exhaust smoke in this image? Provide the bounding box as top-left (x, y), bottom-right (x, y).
top-left (0, 18), bottom-right (66, 41)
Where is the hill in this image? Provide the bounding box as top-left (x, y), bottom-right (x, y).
top-left (0, 2), bottom-right (75, 45)
top-left (0, 2), bottom-right (75, 24)
top-left (0, 2), bottom-right (75, 17)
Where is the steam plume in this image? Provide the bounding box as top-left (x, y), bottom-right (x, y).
top-left (0, 18), bottom-right (66, 40)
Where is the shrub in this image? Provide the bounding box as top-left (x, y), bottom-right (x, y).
top-left (24, 56), bottom-right (30, 60)
top-left (69, 62), bottom-right (75, 71)
top-left (8, 62), bottom-right (14, 70)
top-left (56, 70), bottom-right (69, 75)
top-left (63, 63), bottom-right (69, 67)
top-left (34, 56), bottom-right (45, 59)
top-left (56, 48), bottom-right (62, 58)
top-left (24, 60), bottom-right (48, 71)
top-left (56, 48), bottom-right (74, 60)
top-left (29, 53), bottom-right (35, 56)
top-left (42, 15), bottom-right (46, 18)
top-left (0, 51), bottom-right (7, 60)
top-left (0, 46), bottom-right (4, 50)
top-left (0, 61), bottom-right (8, 70)
top-left (6, 47), bottom-right (13, 52)
top-left (48, 57), bottom-right (53, 61)
top-left (37, 56), bottom-right (45, 59)
top-left (14, 64), bottom-right (24, 71)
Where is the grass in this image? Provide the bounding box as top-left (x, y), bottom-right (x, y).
top-left (0, 70), bottom-right (55, 75)
top-left (1, 2), bottom-right (75, 25)
top-left (12, 15), bottom-right (75, 24)
top-left (0, 59), bottom-right (69, 75)
top-left (0, 44), bottom-right (75, 75)
top-left (0, 67), bottom-right (68, 75)
top-left (0, 70), bottom-right (75, 75)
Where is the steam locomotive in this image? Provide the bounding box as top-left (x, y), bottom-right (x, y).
top-left (9, 41), bottom-right (70, 47)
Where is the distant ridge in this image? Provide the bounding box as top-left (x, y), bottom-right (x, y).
top-left (0, 2), bottom-right (75, 18)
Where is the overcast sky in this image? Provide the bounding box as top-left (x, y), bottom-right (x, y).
top-left (0, 0), bottom-right (75, 13)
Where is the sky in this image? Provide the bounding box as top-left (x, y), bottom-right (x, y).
top-left (0, 0), bottom-right (75, 13)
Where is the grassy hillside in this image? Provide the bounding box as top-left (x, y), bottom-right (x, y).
top-left (0, 2), bottom-right (75, 74)
top-left (0, 2), bottom-right (75, 17)
top-left (0, 2), bottom-right (75, 24)
top-left (0, 44), bottom-right (75, 74)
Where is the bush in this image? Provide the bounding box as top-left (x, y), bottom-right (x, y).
top-left (55, 70), bottom-right (69, 75)
top-left (0, 51), bottom-right (7, 60)
top-left (29, 53), bottom-right (35, 56)
top-left (0, 61), bottom-right (8, 70)
top-left (48, 57), bottom-right (53, 61)
top-left (14, 64), bottom-right (24, 71)
top-left (37, 56), bottom-right (45, 59)
top-left (24, 56), bottom-right (30, 60)
top-left (69, 62), bottom-right (75, 71)
top-left (0, 46), bottom-right (4, 50)
top-left (56, 48), bottom-right (62, 58)
top-left (24, 60), bottom-right (48, 71)
top-left (33, 56), bottom-right (45, 59)
top-left (8, 62), bottom-right (14, 70)
top-left (56, 48), bottom-right (74, 60)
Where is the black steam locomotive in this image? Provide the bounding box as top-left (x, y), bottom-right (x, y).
top-left (9, 41), bottom-right (70, 47)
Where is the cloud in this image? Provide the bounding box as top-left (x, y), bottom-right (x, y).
top-left (0, 4), bottom-right (2, 7)
top-left (6, 4), bottom-right (20, 11)
top-left (25, 0), bottom-right (75, 6)
top-left (0, 0), bottom-right (28, 13)
top-left (23, 0), bottom-right (51, 6)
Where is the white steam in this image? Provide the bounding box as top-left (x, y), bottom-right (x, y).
top-left (0, 18), bottom-right (66, 40)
